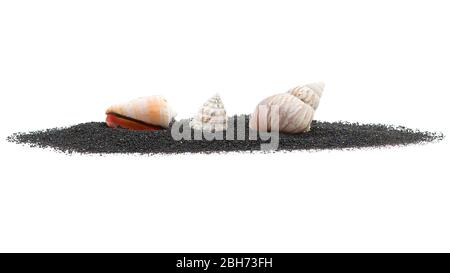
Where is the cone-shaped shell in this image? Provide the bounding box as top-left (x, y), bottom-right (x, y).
top-left (287, 82), bottom-right (325, 110)
top-left (249, 93), bottom-right (314, 134)
top-left (106, 95), bottom-right (176, 129)
top-left (189, 94), bottom-right (227, 132)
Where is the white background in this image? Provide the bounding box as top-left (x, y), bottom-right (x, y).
top-left (0, 0), bottom-right (449, 252)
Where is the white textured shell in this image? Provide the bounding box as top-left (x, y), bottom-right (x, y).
top-left (249, 93), bottom-right (314, 134)
top-left (189, 94), bottom-right (227, 132)
top-left (287, 82), bottom-right (325, 110)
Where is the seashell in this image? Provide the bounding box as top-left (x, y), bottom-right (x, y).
top-left (287, 82), bottom-right (325, 110)
top-left (189, 93), bottom-right (227, 132)
top-left (249, 93), bottom-right (314, 134)
top-left (105, 95), bottom-right (176, 130)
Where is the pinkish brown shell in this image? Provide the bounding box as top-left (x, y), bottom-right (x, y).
top-left (106, 95), bottom-right (176, 129)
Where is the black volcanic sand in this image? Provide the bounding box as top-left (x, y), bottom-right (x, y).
top-left (7, 115), bottom-right (443, 155)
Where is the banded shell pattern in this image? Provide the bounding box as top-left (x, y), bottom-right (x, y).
top-left (287, 82), bottom-right (325, 110)
top-left (249, 93), bottom-right (314, 134)
top-left (106, 95), bottom-right (177, 130)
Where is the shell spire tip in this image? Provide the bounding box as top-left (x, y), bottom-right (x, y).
top-left (306, 82), bottom-right (325, 97)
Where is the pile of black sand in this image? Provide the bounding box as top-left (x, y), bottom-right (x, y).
top-left (7, 115), bottom-right (443, 155)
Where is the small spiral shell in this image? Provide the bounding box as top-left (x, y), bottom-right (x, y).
top-left (189, 94), bottom-right (227, 132)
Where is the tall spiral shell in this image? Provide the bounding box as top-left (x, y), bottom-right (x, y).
top-left (249, 93), bottom-right (314, 134)
top-left (189, 94), bottom-right (227, 132)
top-left (106, 95), bottom-right (176, 129)
top-left (287, 82), bottom-right (325, 110)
